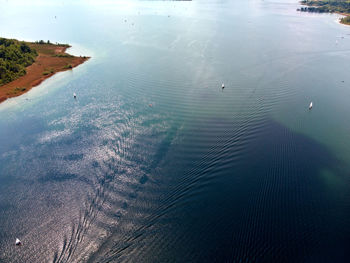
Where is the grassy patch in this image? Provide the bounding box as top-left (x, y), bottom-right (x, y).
top-left (63, 64), bottom-right (72, 69)
top-left (43, 68), bottom-right (54, 75)
top-left (6, 87), bottom-right (26, 95)
top-left (53, 54), bottom-right (73, 58)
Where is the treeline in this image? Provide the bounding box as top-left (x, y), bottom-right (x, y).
top-left (0, 38), bottom-right (38, 86)
top-left (299, 0), bottom-right (350, 14)
top-left (35, 39), bottom-right (69, 47)
top-left (298, 6), bottom-right (332, 13)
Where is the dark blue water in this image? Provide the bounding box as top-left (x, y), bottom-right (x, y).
top-left (1, 0), bottom-right (350, 262)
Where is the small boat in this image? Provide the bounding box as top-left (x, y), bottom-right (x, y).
top-left (309, 102), bottom-right (313, 110)
top-left (73, 93), bottom-right (76, 99)
top-left (222, 83), bottom-right (225, 89)
top-left (15, 238), bottom-right (21, 246)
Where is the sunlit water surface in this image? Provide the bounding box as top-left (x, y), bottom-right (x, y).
top-left (1, 0), bottom-right (350, 262)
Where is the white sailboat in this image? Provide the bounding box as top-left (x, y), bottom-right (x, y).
top-left (15, 238), bottom-right (21, 246)
top-left (309, 102), bottom-right (313, 110)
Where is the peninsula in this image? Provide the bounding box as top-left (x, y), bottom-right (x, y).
top-left (0, 38), bottom-right (89, 103)
top-left (298, 0), bottom-right (350, 25)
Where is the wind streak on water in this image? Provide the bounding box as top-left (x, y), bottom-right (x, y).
top-left (48, 104), bottom-right (176, 262)
top-left (3, 0), bottom-right (350, 261)
top-left (48, 49), bottom-right (271, 263)
top-left (42, 36), bottom-right (315, 262)
top-left (82, 73), bottom-right (274, 262)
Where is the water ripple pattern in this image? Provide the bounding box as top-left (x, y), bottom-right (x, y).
top-left (1, 0), bottom-right (350, 262)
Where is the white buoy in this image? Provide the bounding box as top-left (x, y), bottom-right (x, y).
top-left (73, 93), bottom-right (76, 99)
top-left (222, 83), bottom-right (225, 89)
top-left (15, 238), bottom-right (21, 246)
top-left (309, 102), bottom-right (313, 110)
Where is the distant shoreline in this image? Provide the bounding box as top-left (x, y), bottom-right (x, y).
top-left (0, 40), bottom-right (90, 104)
top-left (297, 1), bottom-right (350, 26)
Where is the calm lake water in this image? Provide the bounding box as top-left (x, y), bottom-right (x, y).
top-left (1, 0), bottom-right (350, 262)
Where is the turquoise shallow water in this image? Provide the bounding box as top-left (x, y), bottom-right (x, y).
top-left (1, 0), bottom-right (350, 262)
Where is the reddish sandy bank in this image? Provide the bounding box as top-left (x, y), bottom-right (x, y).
top-left (0, 43), bottom-right (89, 103)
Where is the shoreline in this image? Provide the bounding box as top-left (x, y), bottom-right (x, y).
top-left (0, 42), bottom-right (90, 104)
top-left (298, 1), bottom-right (350, 26)
top-left (335, 12), bottom-right (350, 26)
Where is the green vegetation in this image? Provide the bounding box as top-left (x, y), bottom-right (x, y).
top-left (0, 38), bottom-right (38, 86)
top-left (43, 68), bottom-right (54, 75)
top-left (299, 0), bottom-right (350, 14)
top-left (298, 1), bottom-right (350, 25)
top-left (35, 39), bottom-right (69, 47)
top-left (6, 87), bottom-right (26, 95)
top-left (0, 37), bottom-right (89, 102)
top-left (53, 53), bottom-right (73, 58)
top-left (340, 15), bottom-right (350, 24)
top-left (63, 64), bottom-right (72, 69)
